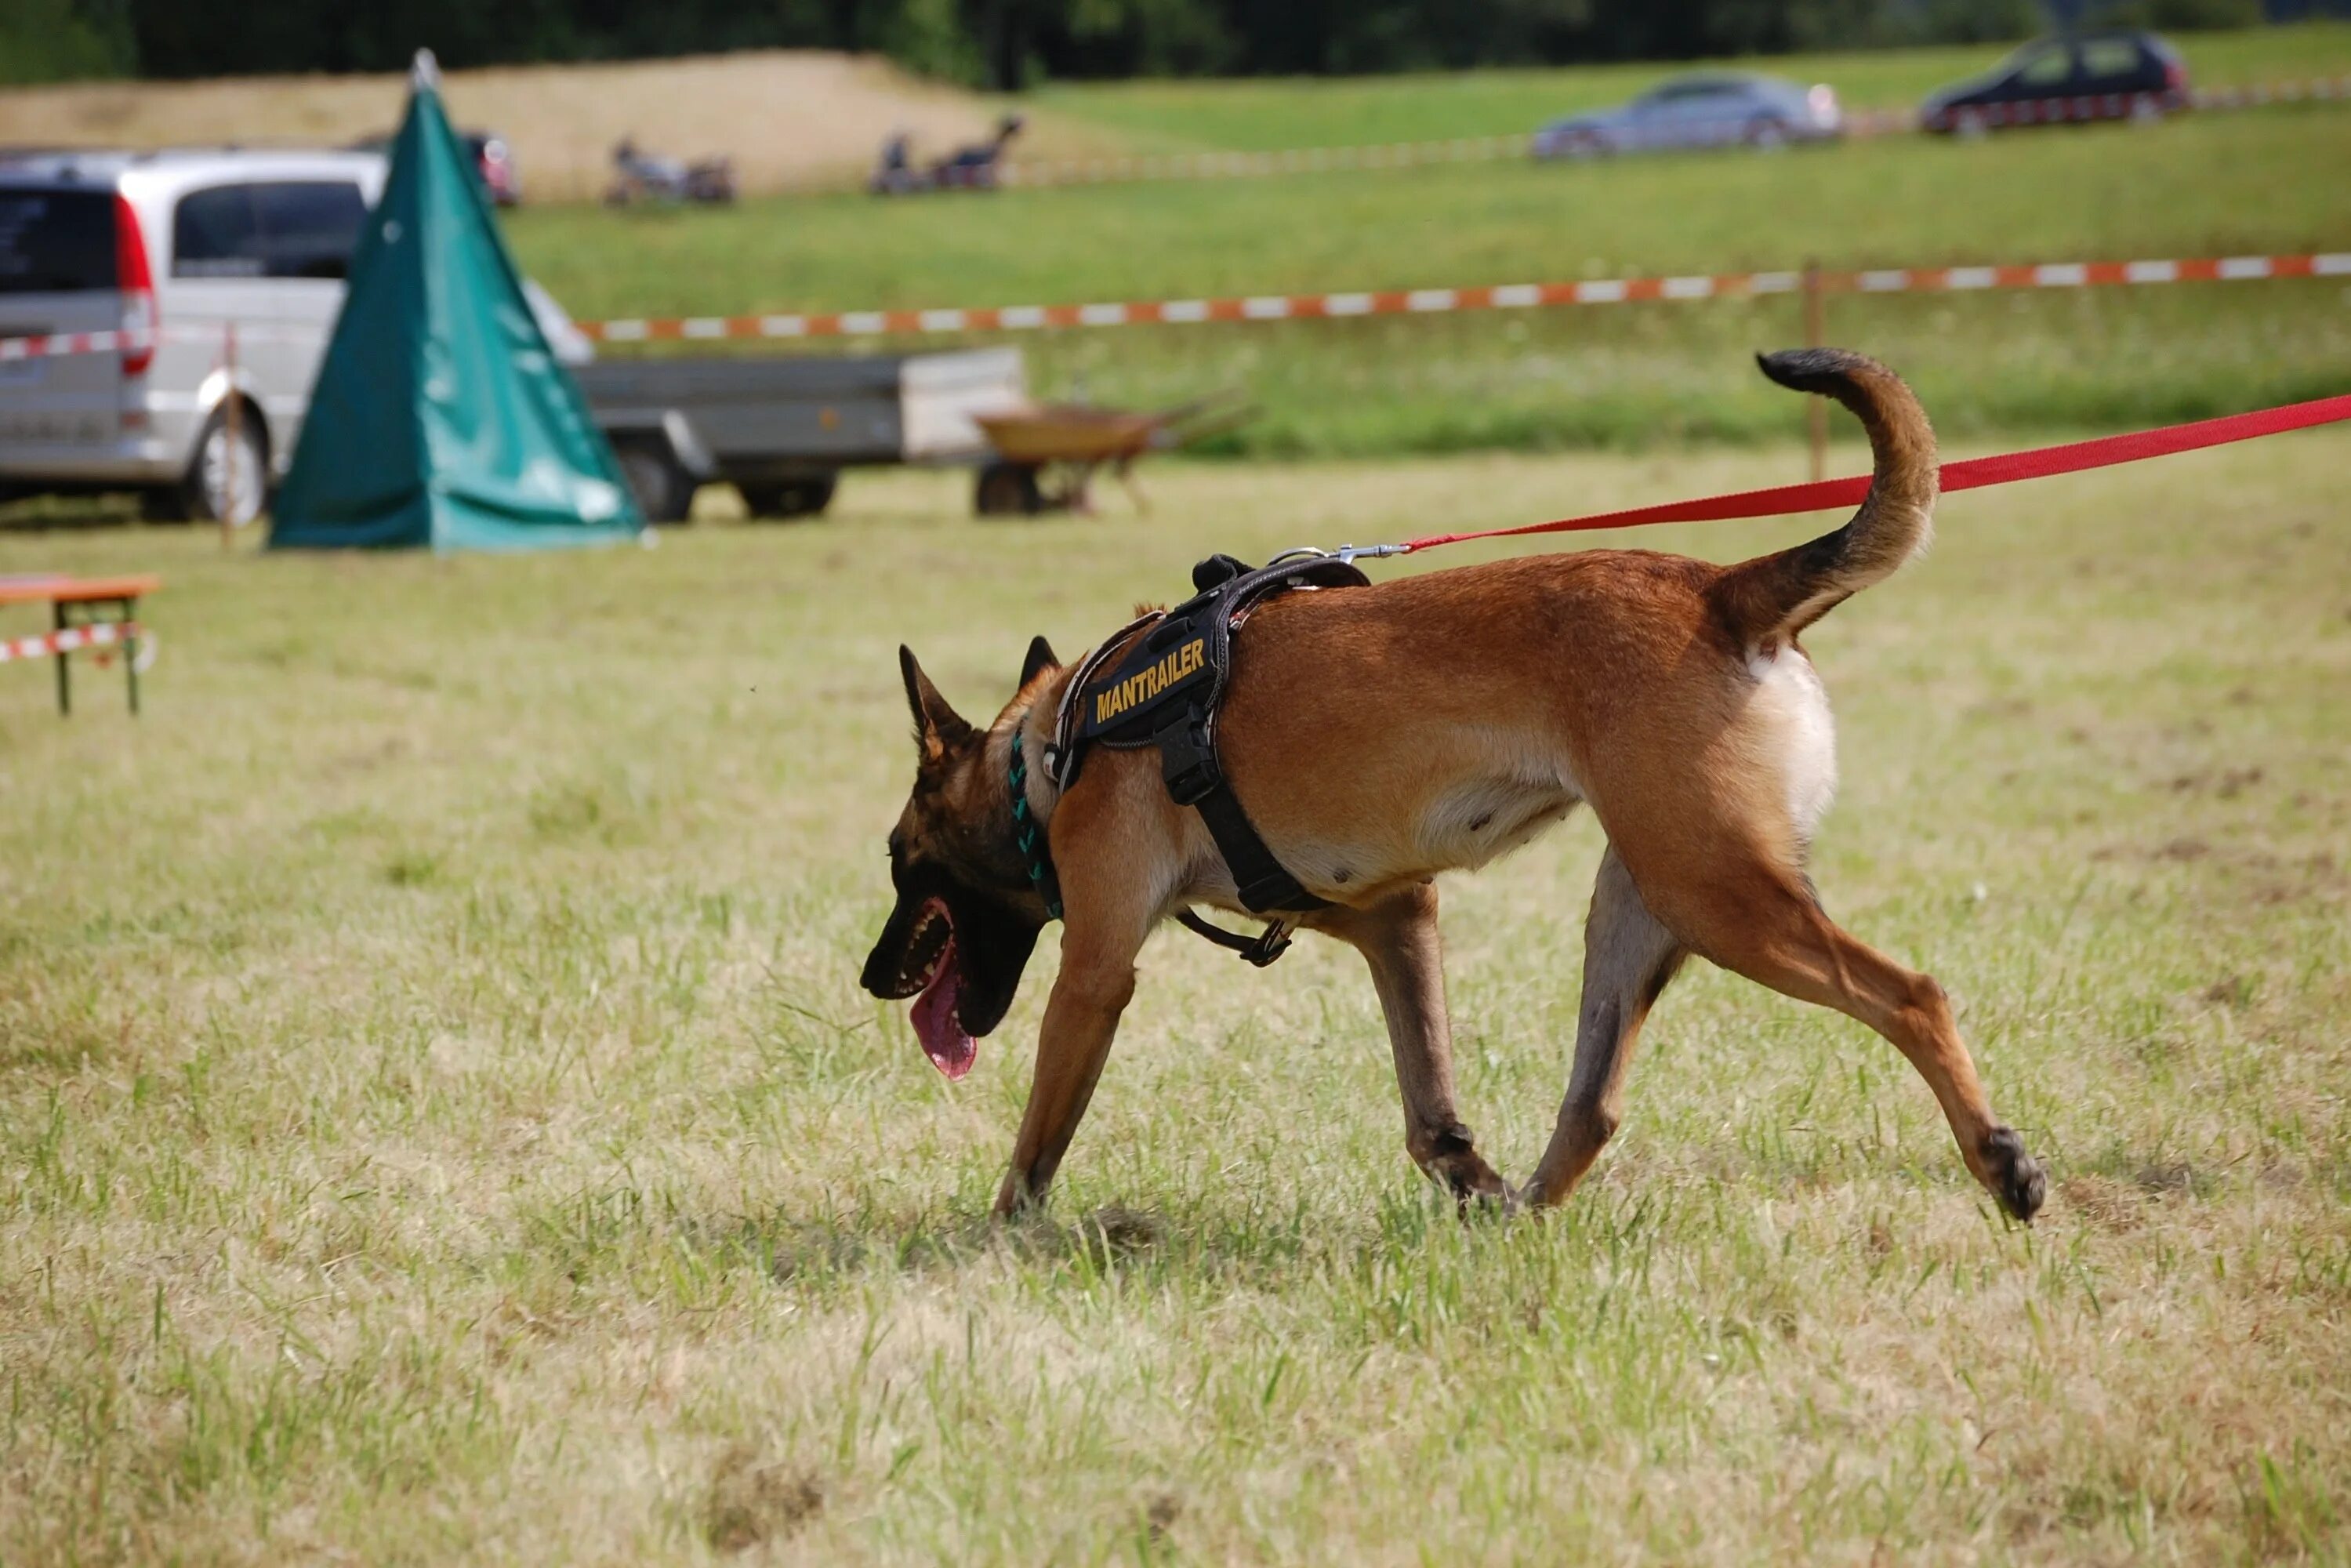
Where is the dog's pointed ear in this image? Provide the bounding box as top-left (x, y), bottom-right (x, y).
top-left (899, 645), bottom-right (974, 757)
top-left (1019, 634), bottom-right (1059, 689)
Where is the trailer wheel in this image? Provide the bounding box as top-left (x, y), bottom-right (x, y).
top-left (738, 474), bottom-right (837, 520)
top-left (615, 439), bottom-right (693, 524)
top-left (974, 461), bottom-right (1043, 517)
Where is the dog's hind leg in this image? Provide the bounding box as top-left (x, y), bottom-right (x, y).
top-left (1318, 883), bottom-right (1509, 1206)
top-left (1518, 847), bottom-right (1687, 1210)
top-left (1635, 851), bottom-right (2046, 1222)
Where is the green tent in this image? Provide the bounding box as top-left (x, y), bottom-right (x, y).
top-left (271, 52), bottom-right (641, 551)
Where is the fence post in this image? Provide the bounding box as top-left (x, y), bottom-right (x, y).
top-left (220, 323), bottom-right (241, 550)
top-left (1802, 260), bottom-right (1827, 483)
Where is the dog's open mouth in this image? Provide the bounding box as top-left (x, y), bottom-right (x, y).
top-left (900, 897), bottom-right (976, 1080)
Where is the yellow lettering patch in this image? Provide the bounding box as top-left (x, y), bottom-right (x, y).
top-left (1091, 637), bottom-right (1205, 726)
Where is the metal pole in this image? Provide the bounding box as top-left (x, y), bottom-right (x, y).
top-left (220, 324), bottom-right (241, 549)
top-left (1803, 260), bottom-right (1827, 483)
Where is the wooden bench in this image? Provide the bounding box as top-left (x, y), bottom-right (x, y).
top-left (0, 574), bottom-right (161, 716)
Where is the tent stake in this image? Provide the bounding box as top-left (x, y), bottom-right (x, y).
top-left (220, 323), bottom-right (241, 549)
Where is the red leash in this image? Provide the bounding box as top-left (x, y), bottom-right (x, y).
top-left (1394, 391), bottom-right (2351, 554)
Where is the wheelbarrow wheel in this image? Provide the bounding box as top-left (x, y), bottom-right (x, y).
top-left (974, 461), bottom-right (1043, 518)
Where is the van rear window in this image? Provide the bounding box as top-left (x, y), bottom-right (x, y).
top-left (173, 181), bottom-right (367, 281)
top-left (0, 187), bottom-right (116, 294)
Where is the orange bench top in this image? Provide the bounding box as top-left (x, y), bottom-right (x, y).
top-left (0, 574), bottom-right (163, 607)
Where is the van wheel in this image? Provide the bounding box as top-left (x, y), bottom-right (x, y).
top-left (615, 440), bottom-right (692, 523)
top-left (738, 474), bottom-right (837, 520)
top-left (180, 402), bottom-right (267, 524)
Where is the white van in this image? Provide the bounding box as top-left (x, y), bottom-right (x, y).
top-left (0, 149), bottom-right (391, 521)
top-left (0, 147), bottom-right (589, 523)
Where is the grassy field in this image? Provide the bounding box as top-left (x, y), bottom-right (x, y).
top-left (3, 428), bottom-right (2349, 1562)
top-left (506, 35), bottom-right (2351, 456)
top-left (1031, 24), bottom-right (2351, 151)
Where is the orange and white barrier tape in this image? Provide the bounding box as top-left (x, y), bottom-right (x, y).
top-left (1003, 134), bottom-right (1532, 187)
top-left (577, 249), bottom-right (2351, 344)
top-left (0, 621), bottom-right (143, 664)
top-left (0, 327), bottom-right (150, 365)
top-left (2193, 75), bottom-right (2351, 110)
top-left (0, 321), bottom-right (321, 364)
top-left (10, 249), bottom-right (2346, 363)
top-left (1926, 88), bottom-right (2186, 130)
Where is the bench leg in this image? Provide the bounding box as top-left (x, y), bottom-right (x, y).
top-left (53, 601), bottom-right (69, 717)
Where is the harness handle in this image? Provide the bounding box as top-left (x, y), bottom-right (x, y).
top-left (1175, 909), bottom-right (1294, 967)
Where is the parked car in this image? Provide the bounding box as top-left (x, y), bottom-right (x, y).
top-left (0, 147), bottom-right (575, 522)
top-left (349, 128), bottom-right (521, 205)
top-left (1921, 31), bottom-right (2188, 135)
top-left (1533, 74), bottom-right (1841, 158)
top-left (468, 132), bottom-right (521, 206)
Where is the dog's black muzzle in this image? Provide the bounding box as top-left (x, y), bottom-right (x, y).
top-left (861, 866), bottom-right (1043, 1038)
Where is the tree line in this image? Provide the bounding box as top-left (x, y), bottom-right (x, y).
top-left (2, 0), bottom-right (2282, 89)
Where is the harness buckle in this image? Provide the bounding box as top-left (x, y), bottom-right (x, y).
top-left (1155, 715), bottom-right (1223, 806)
top-left (1239, 922), bottom-right (1294, 967)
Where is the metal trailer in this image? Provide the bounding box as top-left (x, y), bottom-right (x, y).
top-left (575, 347), bottom-right (1028, 522)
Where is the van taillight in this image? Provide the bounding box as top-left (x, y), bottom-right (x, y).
top-left (112, 191), bottom-right (156, 376)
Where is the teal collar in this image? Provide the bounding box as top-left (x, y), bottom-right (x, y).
top-left (1008, 720), bottom-right (1061, 920)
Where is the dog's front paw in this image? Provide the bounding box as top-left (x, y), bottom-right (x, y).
top-left (1982, 1126), bottom-right (2046, 1223)
top-left (1453, 1173), bottom-right (1513, 1221)
top-left (1428, 1149), bottom-right (1511, 1215)
top-left (1420, 1124), bottom-right (1510, 1214)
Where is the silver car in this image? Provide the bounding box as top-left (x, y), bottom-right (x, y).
top-left (1532, 74), bottom-right (1843, 158)
top-left (0, 148), bottom-right (397, 521)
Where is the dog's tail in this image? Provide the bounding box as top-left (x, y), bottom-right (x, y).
top-left (1712, 348), bottom-right (1937, 648)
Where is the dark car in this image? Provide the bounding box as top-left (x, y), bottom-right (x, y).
top-left (1921, 31), bottom-right (2188, 134)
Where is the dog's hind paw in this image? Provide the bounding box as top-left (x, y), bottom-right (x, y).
top-left (1983, 1126), bottom-right (2047, 1224)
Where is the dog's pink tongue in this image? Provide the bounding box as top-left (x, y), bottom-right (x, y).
top-left (911, 939), bottom-right (976, 1080)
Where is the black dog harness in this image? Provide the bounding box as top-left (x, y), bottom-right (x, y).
top-left (1023, 551), bottom-right (1370, 965)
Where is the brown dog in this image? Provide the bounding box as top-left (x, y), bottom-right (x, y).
top-left (863, 349), bottom-right (2047, 1224)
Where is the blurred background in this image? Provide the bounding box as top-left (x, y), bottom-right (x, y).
top-left (4, 0), bottom-right (2347, 530)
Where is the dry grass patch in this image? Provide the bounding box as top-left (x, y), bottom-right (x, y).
top-left (0, 50), bottom-right (1119, 199)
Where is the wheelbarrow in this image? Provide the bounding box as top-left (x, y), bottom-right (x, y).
top-left (971, 390), bottom-right (1252, 517)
